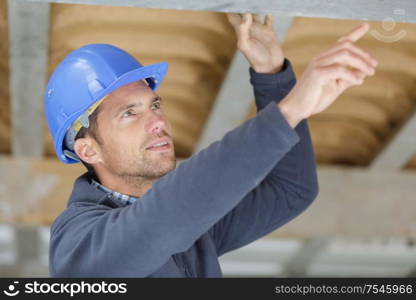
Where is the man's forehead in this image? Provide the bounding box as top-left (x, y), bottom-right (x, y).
top-left (102, 80), bottom-right (155, 110)
top-left (112, 80), bottom-right (151, 97)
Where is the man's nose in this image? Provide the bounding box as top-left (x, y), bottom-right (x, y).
top-left (145, 114), bottom-right (166, 135)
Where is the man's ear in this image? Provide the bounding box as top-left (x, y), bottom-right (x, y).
top-left (73, 137), bottom-right (102, 165)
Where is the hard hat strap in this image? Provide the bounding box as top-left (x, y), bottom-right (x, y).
top-left (63, 96), bottom-right (107, 158)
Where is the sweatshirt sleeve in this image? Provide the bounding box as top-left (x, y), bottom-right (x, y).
top-left (49, 99), bottom-right (300, 277)
top-left (208, 58), bottom-right (319, 256)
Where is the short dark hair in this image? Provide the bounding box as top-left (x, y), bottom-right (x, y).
top-left (74, 105), bottom-right (103, 174)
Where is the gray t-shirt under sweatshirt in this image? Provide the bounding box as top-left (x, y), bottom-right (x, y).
top-left (49, 58), bottom-right (319, 277)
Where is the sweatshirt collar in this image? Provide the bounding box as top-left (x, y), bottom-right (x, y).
top-left (91, 178), bottom-right (138, 205)
top-left (67, 172), bottom-right (130, 208)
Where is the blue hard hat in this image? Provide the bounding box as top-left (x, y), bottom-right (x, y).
top-left (44, 44), bottom-right (168, 164)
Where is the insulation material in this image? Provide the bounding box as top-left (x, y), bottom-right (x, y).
top-left (44, 4), bottom-right (237, 158)
top-left (286, 18), bottom-right (416, 166)
top-left (0, 3), bottom-right (414, 168)
top-left (248, 17), bottom-right (416, 166)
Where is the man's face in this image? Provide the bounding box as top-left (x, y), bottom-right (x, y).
top-left (94, 80), bottom-right (176, 180)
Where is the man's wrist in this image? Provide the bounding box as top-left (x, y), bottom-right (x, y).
top-left (251, 56), bottom-right (285, 74)
top-left (252, 64), bottom-right (282, 74)
top-left (249, 58), bottom-right (296, 91)
top-left (277, 97), bottom-right (304, 128)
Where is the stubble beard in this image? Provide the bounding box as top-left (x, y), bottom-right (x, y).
top-left (116, 148), bottom-right (177, 182)
top-left (136, 150), bottom-right (177, 179)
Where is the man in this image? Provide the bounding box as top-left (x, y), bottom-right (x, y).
top-left (46, 13), bottom-right (377, 277)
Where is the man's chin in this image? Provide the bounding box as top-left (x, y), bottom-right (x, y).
top-left (149, 154), bottom-right (176, 175)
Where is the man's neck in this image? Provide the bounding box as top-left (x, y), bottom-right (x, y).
top-left (97, 173), bottom-right (154, 198)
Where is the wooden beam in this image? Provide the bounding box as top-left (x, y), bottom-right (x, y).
top-left (270, 166), bottom-right (416, 238)
top-left (0, 156), bottom-right (416, 238)
top-left (0, 155), bottom-right (84, 225)
top-left (28, 0), bottom-right (416, 23)
top-left (8, 0), bottom-right (49, 157)
top-left (372, 110), bottom-right (416, 169)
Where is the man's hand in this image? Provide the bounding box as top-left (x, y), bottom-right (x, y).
top-left (227, 13), bottom-right (284, 74)
top-left (278, 23), bottom-right (378, 128)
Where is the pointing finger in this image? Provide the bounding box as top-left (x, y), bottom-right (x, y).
top-left (338, 22), bottom-right (370, 42)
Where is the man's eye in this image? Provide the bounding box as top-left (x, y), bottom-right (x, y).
top-left (151, 101), bottom-right (161, 110)
top-left (122, 109), bottom-right (136, 118)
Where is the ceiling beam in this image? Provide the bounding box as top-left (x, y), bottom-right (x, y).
top-left (28, 0), bottom-right (416, 23)
top-left (0, 155), bottom-right (83, 225)
top-left (371, 109), bottom-right (416, 169)
top-left (269, 166), bottom-right (416, 239)
top-left (8, 0), bottom-right (50, 157)
top-left (194, 51), bottom-right (253, 152)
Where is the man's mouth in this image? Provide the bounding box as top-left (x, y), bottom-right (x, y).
top-left (145, 138), bottom-right (171, 152)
